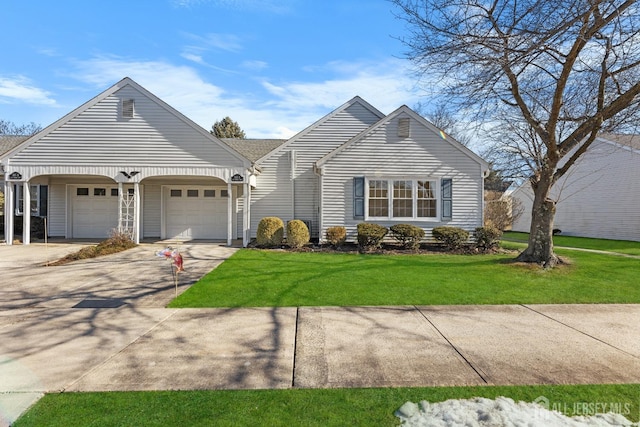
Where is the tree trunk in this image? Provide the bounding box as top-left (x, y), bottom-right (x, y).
top-left (515, 175), bottom-right (560, 268)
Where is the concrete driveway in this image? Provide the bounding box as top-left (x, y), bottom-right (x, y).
top-left (2, 243), bottom-right (640, 425)
top-left (0, 241), bottom-right (237, 310)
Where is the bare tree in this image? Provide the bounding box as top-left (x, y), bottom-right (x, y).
top-left (393, 0), bottom-right (640, 267)
top-left (414, 101), bottom-right (473, 146)
top-left (0, 120), bottom-right (41, 136)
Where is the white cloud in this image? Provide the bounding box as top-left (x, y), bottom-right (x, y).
top-left (262, 58), bottom-right (421, 114)
top-left (172, 0), bottom-right (296, 14)
top-left (0, 76), bottom-right (57, 106)
top-left (182, 32), bottom-right (244, 53)
top-left (241, 60), bottom-right (269, 71)
top-left (70, 55), bottom-right (421, 138)
top-left (181, 52), bottom-right (205, 64)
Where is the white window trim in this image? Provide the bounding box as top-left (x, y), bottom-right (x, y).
top-left (364, 178), bottom-right (440, 221)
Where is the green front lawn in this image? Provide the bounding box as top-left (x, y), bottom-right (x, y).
top-left (504, 231), bottom-right (640, 256)
top-left (15, 384), bottom-right (640, 426)
top-left (170, 245), bottom-right (640, 307)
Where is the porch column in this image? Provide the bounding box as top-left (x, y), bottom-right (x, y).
top-left (134, 182), bottom-right (141, 244)
top-left (227, 182), bottom-right (232, 246)
top-left (243, 182), bottom-right (251, 247)
top-left (4, 181), bottom-right (14, 245)
top-left (22, 182), bottom-right (30, 245)
top-left (117, 182), bottom-right (123, 234)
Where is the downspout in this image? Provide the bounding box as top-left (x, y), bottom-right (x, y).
top-left (314, 164), bottom-right (324, 243)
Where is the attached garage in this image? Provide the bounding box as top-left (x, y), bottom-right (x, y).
top-left (163, 186), bottom-right (228, 239)
top-left (2, 78), bottom-right (253, 246)
top-left (70, 185), bottom-right (119, 238)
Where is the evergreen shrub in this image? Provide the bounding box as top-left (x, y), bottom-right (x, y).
top-left (326, 226), bottom-right (347, 247)
top-left (390, 223), bottom-right (425, 250)
top-left (357, 223), bottom-right (388, 252)
top-left (287, 220), bottom-right (310, 248)
top-left (256, 217), bottom-right (284, 247)
top-left (474, 226), bottom-right (503, 250)
top-left (432, 226), bottom-right (469, 250)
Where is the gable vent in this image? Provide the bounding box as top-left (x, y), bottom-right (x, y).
top-left (398, 117), bottom-right (410, 138)
top-left (122, 99), bottom-right (135, 119)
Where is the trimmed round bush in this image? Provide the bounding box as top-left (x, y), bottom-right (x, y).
top-left (432, 226), bottom-right (469, 250)
top-left (474, 225), bottom-right (503, 250)
top-left (256, 217), bottom-right (284, 247)
top-left (357, 223), bottom-right (388, 251)
top-left (287, 220), bottom-right (310, 248)
top-left (326, 226), bottom-right (347, 247)
top-left (390, 223), bottom-right (425, 250)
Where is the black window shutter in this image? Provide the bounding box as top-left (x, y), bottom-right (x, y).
top-left (353, 177), bottom-right (365, 219)
top-left (441, 179), bottom-right (452, 220)
top-left (39, 185), bottom-right (48, 217)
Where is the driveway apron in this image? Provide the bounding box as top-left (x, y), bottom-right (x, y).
top-left (0, 241), bottom-right (238, 426)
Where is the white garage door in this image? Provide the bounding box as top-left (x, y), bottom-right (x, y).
top-left (165, 187), bottom-right (228, 239)
top-left (72, 186), bottom-right (119, 238)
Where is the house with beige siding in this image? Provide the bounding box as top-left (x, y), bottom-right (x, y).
top-left (1, 77), bottom-right (489, 246)
top-left (512, 134), bottom-right (640, 241)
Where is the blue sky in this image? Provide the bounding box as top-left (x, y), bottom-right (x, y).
top-left (1, 0), bottom-right (424, 138)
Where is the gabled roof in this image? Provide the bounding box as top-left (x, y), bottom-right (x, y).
top-left (316, 105), bottom-right (489, 171)
top-left (1, 77), bottom-right (251, 166)
top-left (0, 135), bottom-right (29, 157)
top-left (221, 138), bottom-right (286, 162)
top-left (255, 96), bottom-right (385, 164)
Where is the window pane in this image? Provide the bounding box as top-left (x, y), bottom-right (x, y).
top-left (111, 188), bottom-right (119, 196)
top-left (170, 189), bottom-right (182, 197)
top-left (204, 189), bottom-right (216, 197)
top-left (417, 181), bottom-right (434, 198)
top-left (94, 188), bottom-right (106, 196)
top-left (369, 199), bottom-right (389, 217)
top-left (417, 180), bottom-right (436, 217)
top-left (393, 180), bottom-right (412, 198)
top-left (368, 180), bottom-right (388, 217)
top-left (417, 200), bottom-right (437, 217)
top-left (187, 189), bottom-right (199, 197)
top-left (393, 180), bottom-right (412, 217)
top-left (220, 189), bottom-right (228, 197)
top-left (77, 188), bottom-right (89, 196)
top-left (30, 185), bottom-right (38, 214)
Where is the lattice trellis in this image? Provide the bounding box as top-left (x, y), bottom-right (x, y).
top-left (119, 189), bottom-right (135, 239)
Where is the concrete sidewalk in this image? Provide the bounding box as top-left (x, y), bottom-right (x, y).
top-left (2, 304), bottom-right (640, 425)
top-left (2, 242), bottom-right (640, 425)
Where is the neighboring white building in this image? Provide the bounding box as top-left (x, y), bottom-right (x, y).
top-left (1, 77), bottom-right (489, 246)
top-left (512, 134), bottom-right (640, 241)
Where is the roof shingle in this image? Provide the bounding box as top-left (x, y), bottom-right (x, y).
top-left (0, 135), bottom-right (29, 157)
top-left (221, 138), bottom-right (286, 162)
